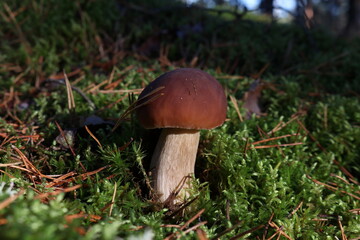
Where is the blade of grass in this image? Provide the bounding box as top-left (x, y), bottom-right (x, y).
top-left (112, 86), bottom-right (165, 132)
top-left (3, 3), bottom-right (31, 64)
top-left (44, 78), bottom-right (96, 110)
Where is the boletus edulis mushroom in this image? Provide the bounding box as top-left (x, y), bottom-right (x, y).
top-left (136, 68), bottom-right (227, 203)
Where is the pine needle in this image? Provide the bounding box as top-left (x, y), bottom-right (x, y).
top-left (0, 189), bottom-right (25, 210)
top-left (112, 86), bottom-right (165, 132)
top-left (85, 125), bottom-right (103, 149)
top-left (230, 95), bottom-right (243, 122)
top-left (109, 181), bottom-right (117, 217)
top-left (64, 70), bottom-right (76, 110)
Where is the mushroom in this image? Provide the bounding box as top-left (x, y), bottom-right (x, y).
top-left (136, 68), bottom-right (227, 203)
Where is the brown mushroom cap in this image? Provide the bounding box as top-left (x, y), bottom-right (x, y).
top-left (136, 68), bottom-right (227, 130)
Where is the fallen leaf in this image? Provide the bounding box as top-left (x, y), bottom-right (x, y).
top-left (243, 79), bottom-right (264, 119)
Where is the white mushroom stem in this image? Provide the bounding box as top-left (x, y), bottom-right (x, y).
top-left (150, 128), bottom-right (200, 202)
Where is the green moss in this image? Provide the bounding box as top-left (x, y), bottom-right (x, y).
top-left (0, 0), bottom-right (360, 239)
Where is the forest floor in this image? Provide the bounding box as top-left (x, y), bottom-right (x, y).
top-left (0, 1), bottom-right (360, 239)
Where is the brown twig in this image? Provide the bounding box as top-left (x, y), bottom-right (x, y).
top-left (97, 89), bottom-right (143, 94)
top-left (181, 221), bottom-right (207, 236)
top-left (54, 121), bottom-right (77, 158)
top-left (333, 160), bottom-right (359, 185)
top-left (252, 134), bottom-right (300, 146)
top-left (196, 228), bottom-right (209, 240)
top-left (12, 145), bottom-right (52, 179)
top-left (85, 125), bottom-right (102, 149)
top-left (45, 171), bottom-right (77, 188)
top-left (212, 220), bottom-right (243, 239)
top-left (35, 184), bottom-right (82, 200)
top-left (296, 119), bottom-right (326, 152)
top-left (252, 142), bottom-right (303, 149)
top-left (288, 201), bottom-right (303, 218)
top-left (262, 213), bottom-right (274, 240)
top-left (164, 209), bottom-right (206, 240)
top-left (229, 224), bottom-right (265, 240)
top-left (307, 175), bottom-right (360, 201)
top-left (268, 222), bottom-right (292, 240)
top-left (267, 114), bottom-right (300, 135)
top-left (338, 217), bottom-right (348, 240)
top-left (0, 189), bottom-right (25, 210)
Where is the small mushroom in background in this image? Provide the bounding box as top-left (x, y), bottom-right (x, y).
top-left (136, 68), bottom-right (227, 203)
